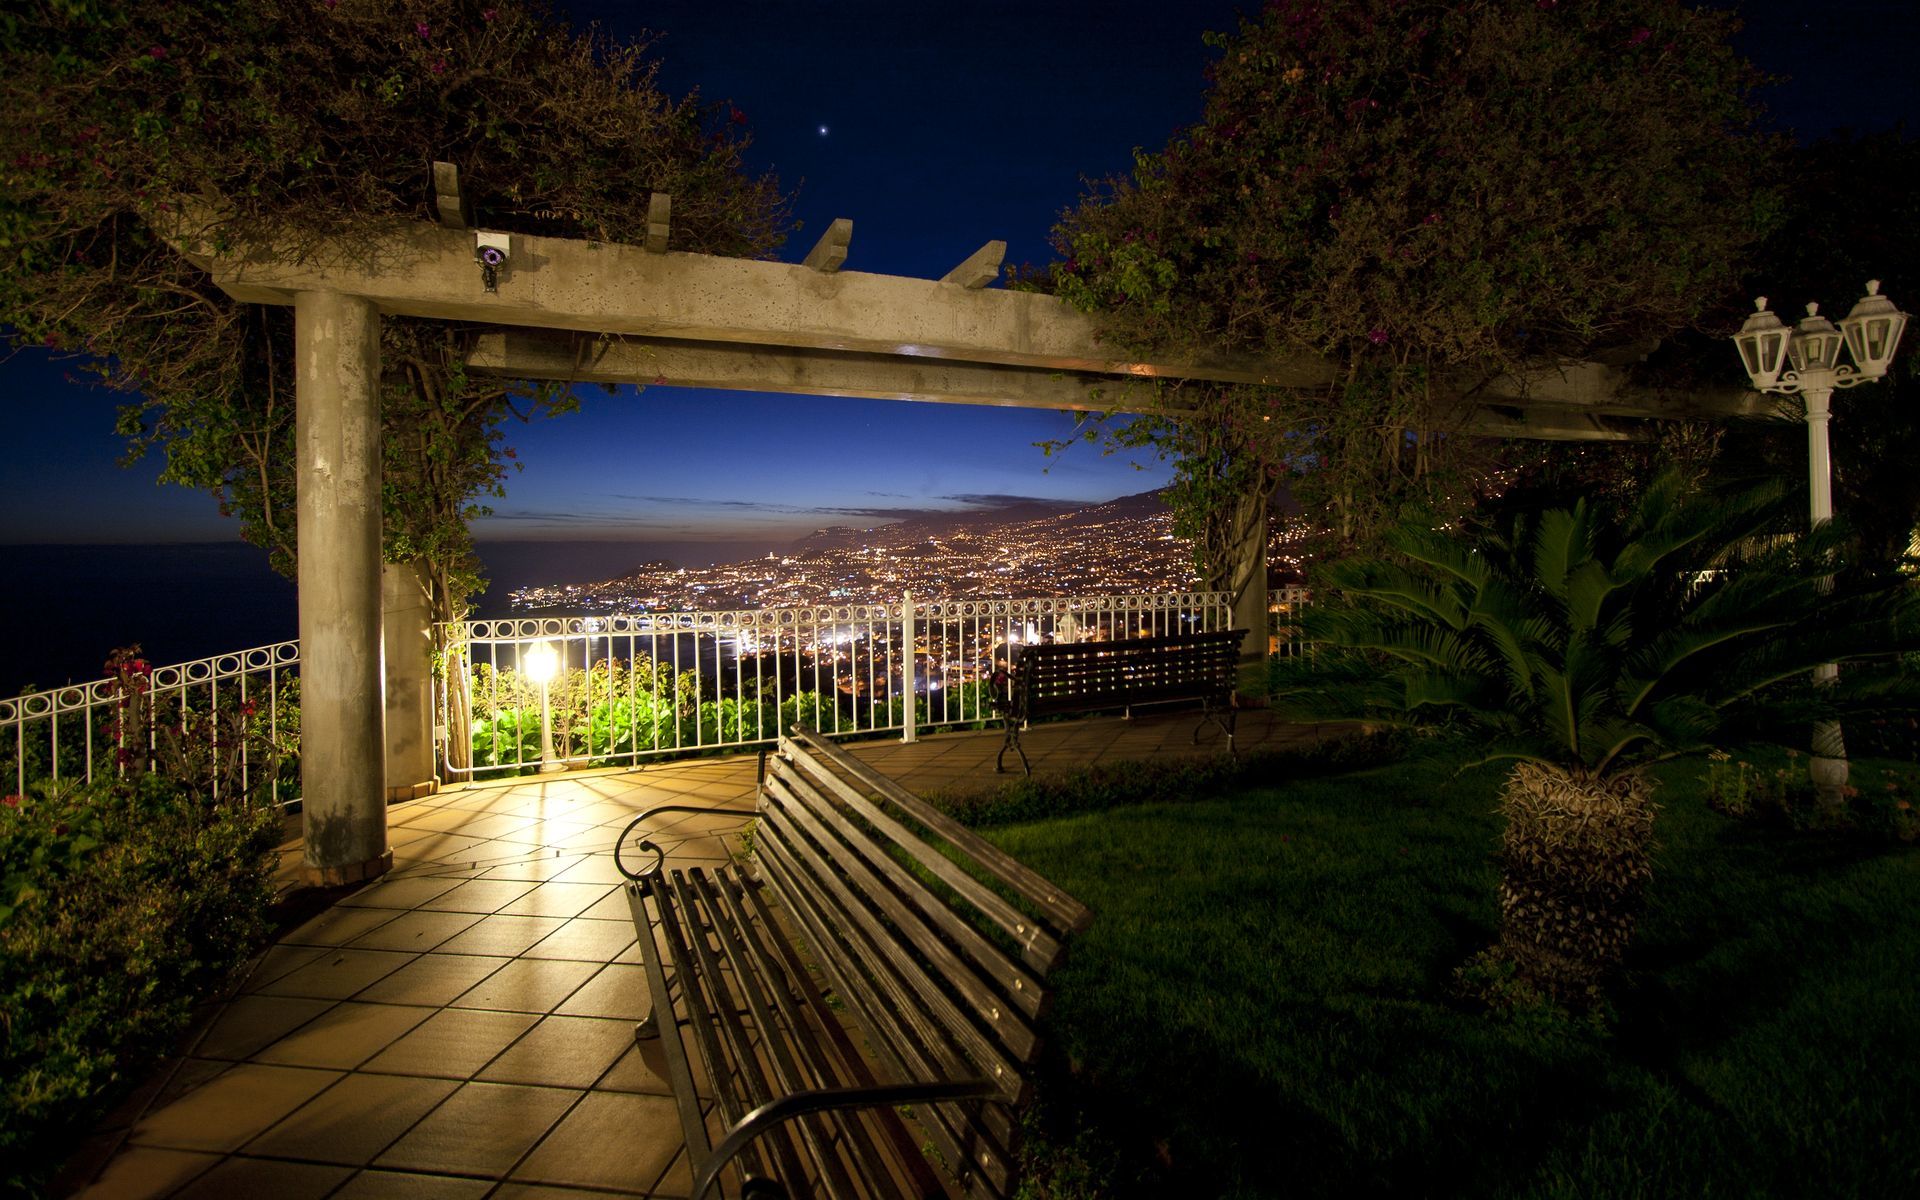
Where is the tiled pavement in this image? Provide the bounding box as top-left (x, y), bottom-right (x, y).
top-left (59, 711), bottom-right (1338, 1200)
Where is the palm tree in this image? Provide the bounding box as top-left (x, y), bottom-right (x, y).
top-left (1274, 472), bottom-right (1919, 1002)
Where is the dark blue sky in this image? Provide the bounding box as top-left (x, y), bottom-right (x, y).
top-left (2, 0), bottom-right (1914, 546)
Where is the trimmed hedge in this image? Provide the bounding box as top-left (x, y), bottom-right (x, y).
top-left (1, 777), bottom-right (280, 1195)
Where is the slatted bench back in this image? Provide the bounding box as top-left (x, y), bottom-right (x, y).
top-left (757, 728), bottom-right (1091, 1199)
top-left (1015, 629), bottom-right (1244, 719)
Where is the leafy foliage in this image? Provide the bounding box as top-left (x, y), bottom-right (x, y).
top-left (0, 0), bottom-right (790, 621)
top-left (1277, 473), bottom-right (1920, 772)
top-left (1039, 0), bottom-right (1779, 559)
top-left (0, 777), bottom-right (280, 1195)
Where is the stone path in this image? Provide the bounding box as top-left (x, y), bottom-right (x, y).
top-left (59, 711), bottom-right (1335, 1199)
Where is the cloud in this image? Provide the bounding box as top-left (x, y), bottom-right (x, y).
top-left (938, 493), bottom-right (1076, 509)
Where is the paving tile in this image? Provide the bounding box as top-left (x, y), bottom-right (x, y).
top-left (373, 1082), bottom-right (580, 1176)
top-left (417, 878), bottom-right (540, 914)
top-left (449, 957), bottom-right (599, 1014)
top-left (190, 994), bottom-right (335, 1060)
top-left (594, 1041), bottom-right (681, 1097)
top-left (554, 964), bottom-right (652, 1021)
top-left (550, 855), bottom-right (631, 886)
top-left (393, 833), bottom-right (493, 864)
top-left (494, 880), bottom-right (615, 919)
top-left (578, 889), bottom-right (638, 921)
top-left (522, 918), bottom-right (637, 962)
top-left (512, 1090), bottom-right (683, 1192)
top-left (433, 914), bottom-right (567, 957)
top-left (345, 908), bottom-right (484, 953)
top-left (168, 1156), bottom-right (353, 1199)
top-left (246, 1072), bottom-right (460, 1164)
top-left (477, 1015), bottom-right (638, 1090)
top-left (254, 949), bottom-right (418, 1000)
top-left (361, 1007), bottom-right (539, 1079)
top-left (335, 875), bottom-right (463, 909)
top-left (481, 854), bottom-right (585, 882)
top-left (281, 904), bottom-right (404, 947)
top-left (352, 953), bottom-right (509, 1006)
top-left (393, 806), bottom-right (499, 834)
top-left (70, 1146), bottom-right (219, 1199)
top-left (236, 943), bottom-right (328, 992)
top-left (253, 1002), bottom-right (436, 1069)
top-left (328, 1170), bottom-right (496, 1200)
top-left (128, 1063), bottom-right (342, 1152)
top-left (492, 1185), bottom-right (645, 1199)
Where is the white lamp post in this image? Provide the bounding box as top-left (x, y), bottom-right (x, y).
top-left (523, 639), bottom-right (564, 774)
top-left (1733, 280), bottom-right (1910, 808)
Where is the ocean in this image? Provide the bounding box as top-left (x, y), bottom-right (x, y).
top-left (0, 539), bottom-right (779, 694)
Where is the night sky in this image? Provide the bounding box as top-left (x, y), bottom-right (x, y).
top-left (1, 0), bottom-right (1915, 547)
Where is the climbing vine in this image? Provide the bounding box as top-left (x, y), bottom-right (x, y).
top-left (0, 0), bottom-right (791, 624)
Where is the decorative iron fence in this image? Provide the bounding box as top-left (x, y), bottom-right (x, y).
top-left (1, 641), bottom-right (302, 805)
top-left (436, 591), bottom-right (1254, 778)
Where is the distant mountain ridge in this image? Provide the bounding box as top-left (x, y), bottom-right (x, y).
top-left (791, 490), bottom-right (1169, 554)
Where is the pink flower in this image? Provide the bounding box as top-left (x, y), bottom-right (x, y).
top-left (430, 57), bottom-right (446, 74)
top-left (2, 794), bottom-right (21, 809)
top-left (1627, 27), bottom-right (1652, 46)
top-left (482, 7), bottom-right (498, 19)
top-left (1368, 327), bottom-right (1390, 346)
top-left (416, 21), bottom-right (431, 39)
top-left (148, 45), bottom-right (167, 59)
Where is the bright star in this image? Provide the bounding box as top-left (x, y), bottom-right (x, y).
top-left (817, 124), bottom-right (829, 136)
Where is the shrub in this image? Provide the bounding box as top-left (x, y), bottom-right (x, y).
top-left (0, 776), bottom-right (280, 1195)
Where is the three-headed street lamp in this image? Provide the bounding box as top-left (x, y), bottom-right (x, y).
top-left (1733, 280), bottom-right (1910, 807)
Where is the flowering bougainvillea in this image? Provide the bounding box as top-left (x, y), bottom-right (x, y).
top-left (1042, 0), bottom-right (1780, 563)
top-left (0, 0), bottom-right (789, 624)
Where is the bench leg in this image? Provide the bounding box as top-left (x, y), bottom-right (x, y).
top-left (1193, 702), bottom-right (1237, 755)
top-left (995, 717), bottom-right (1030, 776)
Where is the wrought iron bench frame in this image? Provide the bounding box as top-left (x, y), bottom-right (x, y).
top-left (614, 726), bottom-right (1092, 1200)
top-left (989, 628), bottom-right (1248, 775)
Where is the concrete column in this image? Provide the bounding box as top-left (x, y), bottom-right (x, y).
top-left (383, 560), bottom-right (439, 803)
top-left (295, 290), bottom-right (391, 886)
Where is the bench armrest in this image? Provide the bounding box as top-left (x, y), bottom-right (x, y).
top-left (693, 1078), bottom-right (1004, 1200)
top-left (614, 803), bottom-right (755, 883)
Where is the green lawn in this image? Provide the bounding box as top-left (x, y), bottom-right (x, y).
top-left (984, 743), bottom-right (1920, 1199)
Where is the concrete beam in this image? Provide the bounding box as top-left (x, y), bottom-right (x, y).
top-left (176, 217), bottom-right (1335, 386)
top-left (466, 328), bottom-right (1759, 441)
top-left (431, 161), bottom-right (467, 230)
top-left (645, 193), bottom-right (670, 253)
top-left (465, 328), bottom-right (1156, 410)
top-left (941, 240), bottom-right (1005, 289)
top-left (802, 219), bottom-right (852, 273)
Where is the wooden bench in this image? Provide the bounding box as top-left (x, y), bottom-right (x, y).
top-left (989, 628), bottom-right (1248, 775)
top-left (614, 726), bottom-right (1092, 1200)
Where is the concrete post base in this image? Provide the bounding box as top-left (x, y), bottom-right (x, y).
top-left (302, 849), bottom-right (393, 889)
top-left (386, 780), bottom-right (440, 803)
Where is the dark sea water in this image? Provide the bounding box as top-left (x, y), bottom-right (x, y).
top-left (0, 539), bottom-right (777, 694)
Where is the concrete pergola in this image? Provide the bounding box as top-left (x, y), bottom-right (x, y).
top-left (180, 187), bottom-right (1763, 885)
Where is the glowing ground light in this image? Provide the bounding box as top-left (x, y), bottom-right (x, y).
top-left (818, 124), bottom-right (829, 136)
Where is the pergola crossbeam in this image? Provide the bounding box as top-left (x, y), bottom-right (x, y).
top-left (941, 240), bottom-right (1005, 289)
top-left (802, 218), bottom-right (853, 272)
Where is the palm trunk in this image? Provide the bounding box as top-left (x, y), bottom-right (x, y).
top-left (1496, 762), bottom-right (1657, 1001)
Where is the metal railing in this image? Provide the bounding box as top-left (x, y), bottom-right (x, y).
top-left (2, 641), bottom-right (301, 804)
top-left (1270, 585), bottom-right (1312, 657)
top-left (437, 591), bottom-right (1246, 779)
